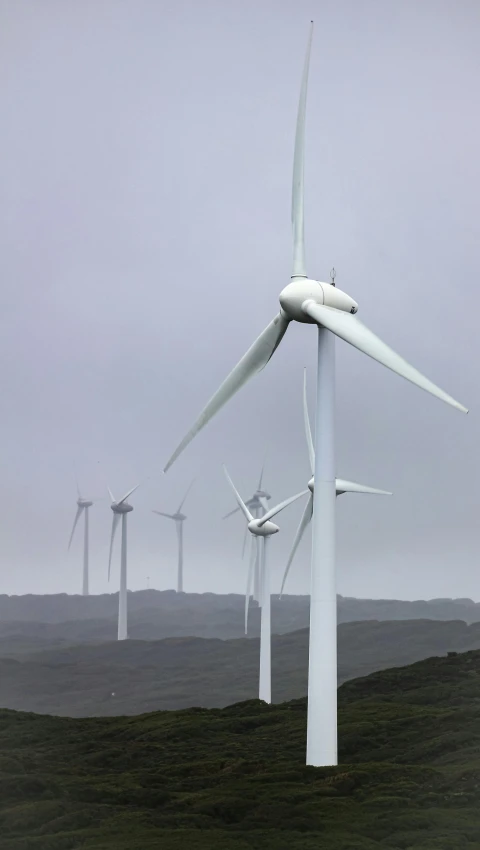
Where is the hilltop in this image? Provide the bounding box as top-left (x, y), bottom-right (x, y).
top-left (2, 618), bottom-right (480, 716)
top-left (0, 590), bottom-right (478, 643)
top-left (1, 649), bottom-right (480, 848)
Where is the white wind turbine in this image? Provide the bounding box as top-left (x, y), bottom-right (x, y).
top-left (108, 482), bottom-right (142, 641)
top-left (163, 23), bottom-right (467, 766)
top-left (280, 368), bottom-right (392, 596)
top-left (67, 483), bottom-right (97, 596)
top-left (152, 480), bottom-right (195, 593)
top-left (223, 466), bottom-right (308, 703)
top-left (223, 460), bottom-right (271, 606)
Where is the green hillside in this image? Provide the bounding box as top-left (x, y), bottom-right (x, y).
top-left (1, 649), bottom-right (480, 848)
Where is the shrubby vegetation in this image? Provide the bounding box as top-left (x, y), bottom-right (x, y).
top-left (1, 649), bottom-right (480, 848)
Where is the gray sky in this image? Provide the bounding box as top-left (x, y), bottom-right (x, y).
top-left (1, 0), bottom-right (478, 600)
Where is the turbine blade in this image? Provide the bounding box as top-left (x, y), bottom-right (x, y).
top-left (176, 478), bottom-right (195, 514)
top-left (107, 485), bottom-right (116, 503)
top-left (257, 489), bottom-right (309, 525)
top-left (291, 21), bottom-right (314, 278)
top-left (279, 493), bottom-right (313, 597)
top-left (118, 481), bottom-right (143, 505)
top-left (223, 505), bottom-right (241, 520)
top-left (222, 466), bottom-right (253, 522)
top-left (335, 478), bottom-right (392, 496)
top-left (303, 367), bottom-right (315, 474)
top-left (152, 510), bottom-right (177, 519)
top-left (258, 496), bottom-right (269, 513)
top-left (241, 523), bottom-right (248, 559)
top-left (67, 506), bottom-right (83, 551)
top-left (163, 313), bottom-right (290, 472)
top-left (108, 513), bottom-right (121, 581)
top-left (245, 535), bottom-right (256, 634)
top-left (303, 302), bottom-right (468, 414)
top-left (257, 451), bottom-right (268, 490)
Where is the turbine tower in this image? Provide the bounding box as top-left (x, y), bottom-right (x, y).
top-left (108, 482), bottom-right (141, 641)
top-left (280, 368), bottom-right (392, 595)
top-left (163, 24), bottom-right (467, 766)
top-left (223, 459), bottom-right (271, 605)
top-left (223, 466), bottom-right (308, 703)
top-left (67, 484), bottom-right (95, 596)
top-left (152, 480), bottom-right (194, 593)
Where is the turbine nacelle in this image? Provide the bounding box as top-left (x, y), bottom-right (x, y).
top-left (173, 512), bottom-right (187, 521)
top-left (254, 489), bottom-right (271, 500)
top-left (111, 502), bottom-right (133, 514)
top-left (77, 498), bottom-right (93, 508)
top-left (279, 279), bottom-right (358, 323)
top-left (247, 518), bottom-right (279, 536)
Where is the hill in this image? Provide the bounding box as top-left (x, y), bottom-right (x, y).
top-left (2, 618), bottom-right (480, 716)
top-left (0, 590), bottom-right (478, 643)
top-left (1, 649), bottom-right (480, 848)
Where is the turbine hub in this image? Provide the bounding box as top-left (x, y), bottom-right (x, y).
top-left (247, 519), bottom-right (279, 536)
top-left (111, 502), bottom-right (133, 514)
top-left (308, 477), bottom-right (314, 493)
top-left (279, 278), bottom-right (358, 322)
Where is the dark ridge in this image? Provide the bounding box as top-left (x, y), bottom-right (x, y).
top-left (2, 618), bottom-right (480, 716)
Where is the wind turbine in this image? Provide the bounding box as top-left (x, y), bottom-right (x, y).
top-left (67, 483), bottom-right (96, 596)
top-left (223, 459), bottom-right (271, 605)
top-left (108, 482), bottom-right (141, 641)
top-left (163, 23), bottom-right (467, 766)
top-left (152, 480), bottom-right (194, 593)
top-left (223, 466), bottom-right (308, 703)
top-left (280, 368), bottom-right (392, 596)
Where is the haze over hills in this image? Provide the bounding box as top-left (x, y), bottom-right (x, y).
top-left (2, 618), bottom-right (480, 717)
top-left (2, 649), bottom-right (480, 849)
top-left (0, 591), bottom-right (479, 643)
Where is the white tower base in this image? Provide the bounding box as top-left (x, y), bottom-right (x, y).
top-left (306, 327), bottom-right (337, 766)
top-left (258, 536), bottom-right (271, 703)
top-left (82, 507), bottom-right (89, 597)
top-left (118, 514), bottom-right (128, 641)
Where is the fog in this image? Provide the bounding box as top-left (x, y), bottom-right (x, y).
top-left (1, 0), bottom-right (478, 599)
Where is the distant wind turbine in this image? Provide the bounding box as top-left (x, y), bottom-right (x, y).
top-left (152, 480), bottom-right (195, 593)
top-left (223, 465), bottom-right (308, 703)
top-left (108, 482), bottom-right (142, 641)
top-left (67, 482), bottom-right (98, 596)
top-left (224, 459), bottom-right (270, 605)
top-left (280, 368), bottom-right (392, 595)
top-left (163, 23), bottom-right (467, 766)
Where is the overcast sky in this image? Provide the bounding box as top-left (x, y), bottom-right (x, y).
top-left (1, 0), bottom-right (478, 600)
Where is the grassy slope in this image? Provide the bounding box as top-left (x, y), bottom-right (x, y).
top-left (2, 619), bottom-right (480, 717)
top-left (1, 650), bottom-right (480, 849)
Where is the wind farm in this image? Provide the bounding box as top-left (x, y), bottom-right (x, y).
top-left (162, 22), bottom-right (467, 766)
top-left (1, 4), bottom-right (477, 849)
